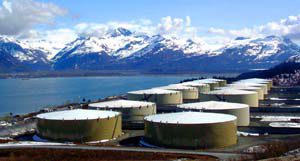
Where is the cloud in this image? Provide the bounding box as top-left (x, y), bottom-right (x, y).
top-left (257, 15), bottom-right (300, 40)
top-left (74, 23), bottom-right (109, 37)
top-left (0, 0), bottom-right (67, 35)
top-left (156, 16), bottom-right (195, 37)
top-left (16, 12), bottom-right (300, 51)
top-left (70, 16), bottom-right (197, 39)
top-left (207, 14), bottom-right (300, 42)
top-left (186, 16), bottom-right (191, 26)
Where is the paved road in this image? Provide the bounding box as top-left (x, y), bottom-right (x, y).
top-left (0, 144), bottom-right (254, 160)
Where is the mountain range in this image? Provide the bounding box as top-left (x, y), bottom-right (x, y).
top-left (237, 53), bottom-right (300, 80)
top-left (1, 28), bottom-right (300, 73)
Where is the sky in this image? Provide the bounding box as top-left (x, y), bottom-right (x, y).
top-left (1, 0), bottom-right (300, 46)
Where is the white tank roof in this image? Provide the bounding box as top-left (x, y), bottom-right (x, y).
top-left (243, 78), bottom-right (271, 82)
top-left (155, 84), bottom-right (197, 90)
top-left (237, 79), bottom-right (269, 84)
top-left (232, 82), bottom-right (267, 87)
top-left (201, 78), bottom-right (225, 82)
top-left (217, 86), bottom-right (260, 90)
top-left (89, 99), bottom-right (155, 108)
top-left (192, 79), bottom-right (218, 83)
top-left (145, 112), bottom-right (236, 124)
top-left (179, 82), bottom-right (209, 87)
top-left (178, 101), bottom-right (249, 110)
top-left (204, 89), bottom-right (256, 95)
top-left (128, 88), bottom-right (180, 95)
top-left (36, 109), bottom-right (119, 120)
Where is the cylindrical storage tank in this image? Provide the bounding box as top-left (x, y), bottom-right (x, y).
top-left (232, 82), bottom-right (268, 95)
top-left (199, 89), bottom-right (259, 107)
top-left (243, 78), bottom-right (273, 90)
top-left (144, 112), bottom-right (237, 149)
top-left (88, 100), bottom-right (156, 126)
top-left (36, 109), bottom-right (122, 142)
top-left (237, 79), bottom-right (272, 91)
top-left (179, 82), bottom-right (210, 93)
top-left (201, 78), bottom-right (227, 87)
top-left (127, 89), bottom-right (182, 106)
top-left (217, 85), bottom-right (264, 100)
top-left (192, 80), bottom-right (219, 90)
top-left (155, 84), bottom-right (198, 101)
top-left (177, 101), bottom-right (249, 126)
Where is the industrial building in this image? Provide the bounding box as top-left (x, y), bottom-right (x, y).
top-left (179, 82), bottom-right (211, 93)
top-left (199, 89), bottom-right (259, 107)
top-left (88, 100), bottom-right (156, 126)
top-left (36, 109), bottom-right (122, 142)
top-left (216, 85), bottom-right (264, 100)
top-left (127, 88), bottom-right (183, 106)
top-left (155, 84), bottom-right (198, 101)
top-left (177, 101), bottom-right (250, 126)
top-left (144, 112), bottom-right (237, 149)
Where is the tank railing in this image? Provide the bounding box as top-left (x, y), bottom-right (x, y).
top-left (111, 115), bottom-right (119, 139)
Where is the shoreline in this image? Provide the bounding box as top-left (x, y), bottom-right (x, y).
top-left (0, 71), bottom-right (241, 79)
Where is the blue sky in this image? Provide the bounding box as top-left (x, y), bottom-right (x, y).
top-left (1, 0), bottom-right (300, 46)
top-left (42, 0), bottom-right (300, 30)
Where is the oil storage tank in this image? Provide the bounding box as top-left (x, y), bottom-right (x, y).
top-left (217, 85), bottom-right (264, 100)
top-left (242, 78), bottom-right (273, 90)
top-left (199, 89), bottom-right (259, 107)
top-left (144, 112), bottom-right (237, 149)
top-left (127, 88), bottom-right (182, 106)
top-left (155, 84), bottom-right (198, 102)
top-left (89, 100), bottom-right (156, 126)
top-left (36, 109), bottom-right (122, 142)
top-left (179, 82), bottom-right (210, 93)
top-left (192, 80), bottom-right (219, 90)
top-left (201, 78), bottom-right (227, 87)
top-left (177, 101), bottom-right (249, 126)
top-left (232, 82), bottom-right (268, 95)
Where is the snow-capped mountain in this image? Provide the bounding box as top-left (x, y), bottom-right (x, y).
top-left (0, 36), bottom-right (50, 72)
top-left (1, 27), bottom-right (300, 73)
top-left (52, 28), bottom-right (210, 70)
top-left (287, 54), bottom-right (300, 63)
top-left (22, 39), bottom-right (67, 60)
top-left (219, 35), bottom-right (300, 61)
top-left (205, 35), bottom-right (300, 71)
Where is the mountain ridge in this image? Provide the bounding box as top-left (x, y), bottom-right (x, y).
top-left (1, 28), bottom-right (300, 73)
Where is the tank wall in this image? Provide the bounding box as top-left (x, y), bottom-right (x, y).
top-left (128, 93), bottom-right (183, 106)
top-left (219, 80), bottom-right (227, 87)
top-left (184, 85), bottom-right (210, 94)
top-left (37, 115), bottom-right (122, 142)
top-left (179, 89), bottom-right (198, 100)
top-left (204, 107), bottom-right (249, 126)
top-left (100, 105), bottom-right (156, 123)
top-left (144, 120), bottom-right (237, 149)
top-left (269, 81), bottom-right (273, 88)
top-left (241, 88), bottom-right (264, 100)
top-left (199, 93), bottom-right (259, 107)
top-left (254, 88), bottom-right (264, 100)
top-left (253, 85), bottom-right (268, 94)
top-left (209, 82), bottom-right (220, 90)
top-left (267, 81), bottom-right (272, 90)
top-left (198, 85), bottom-right (211, 93)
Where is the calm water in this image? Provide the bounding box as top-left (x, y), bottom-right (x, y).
top-left (0, 74), bottom-right (237, 115)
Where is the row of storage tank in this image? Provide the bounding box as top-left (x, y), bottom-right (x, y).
top-left (36, 78), bottom-right (273, 149)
